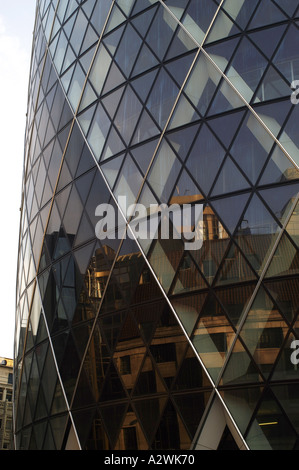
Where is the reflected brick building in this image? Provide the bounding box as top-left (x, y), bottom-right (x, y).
top-left (15, 0), bottom-right (299, 450)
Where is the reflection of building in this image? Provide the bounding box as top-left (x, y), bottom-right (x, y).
top-left (15, 1), bottom-right (299, 450)
top-left (0, 358), bottom-right (13, 450)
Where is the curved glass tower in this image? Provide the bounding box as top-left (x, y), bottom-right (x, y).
top-left (15, 0), bottom-right (299, 450)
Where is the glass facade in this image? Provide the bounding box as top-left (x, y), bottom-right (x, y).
top-left (14, 0), bottom-right (299, 450)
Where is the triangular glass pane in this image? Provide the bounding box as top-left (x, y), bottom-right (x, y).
top-left (211, 156), bottom-right (251, 196)
top-left (100, 403), bottom-right (127, 448)
top-left (145, 5), bottom-right (177, 61)
top-left (192, 293), bottom-right (236, 383)
top-left (87, 102), bottom-right (111, 161)
top-left (272, 0), bottom-right (298, 17)
top-left (146, 68), bottom-right (180, 130)
top-left (205, 8), bottom-right (240, 44)
top-left (133, 354), bottom-right (166, 397)
top-left (210, 192), bottom-right (250, 236)
top-left (265, 232), bottom-right (299, 278)
top-left (101, 126), bottom-right (126, 161)
top-left (100, 309), bottom-right (128, 353)
top-left (134, 397), bottom-right (167, 444)
top-left (224, 0), bottom-right (260, 29)
top-left (166, 124), bottom-right (199, 163)
top-left (63, 184), bottom-right (84, 241)
top-left (186, 124), bottom-right (226, 196)
top-left (113, 154), bottom-right (144, 209)
top-left (271, 330), bottom-right (299, 381)
top-left (114, 85), bottom-right (143, 145)
top-left (259, 182), bottom-right (299, 227)
top-left (220, 337), bottom-right (263, 386)
top-left (147, 139), bottom-right (182, 203)
top-left (151, 400), bottom-right (182, 450)
top-left (171, 252), bottom-right (207, 295)
top-left (131, 3), bottom-right (157, 37)
top-left (181, 0), bottom-right (218, 42)
top-left (233, 193), bottom-right (280, 274)
top-left (227, 37), bottom-right (267, 102)
top-left (130, 139), bottom-right (159, 175)
top-left (148, 237), bottom-right (184, 294)
top-left (207, 77), bottom-right (246, 116)
top-left (101, 153), bottom-right (125, 189)
top-left (114, 24), bottom-right (142, 78)
top-left (214, 241), bottom-right (257, 288)
top-left (132, 69), bottom-right (158, 103)
top-left (215, 283), bottom-right (256, 328)
top-left (131, 109), bottom-right (160, 145)
top-left (219, 386), bottom-right (263, 436)
top-left (173, 392), bottom-right (210, 441)
top-left (249, 0), bottom-right (287, 28)
top-left (105, 4), bottom-right (126, 33)
top-left (90, 0), bottom-right (113, 36)
top-left (165, 52), bottom-right (196, 88)
top-left (114, 312), bottom-right (146, 396)
top-left (286, 199), bottom-right (299, 249)
top-left (271, 382), bottom-right (299, 435)
top-left (246, 388), bottom-right (296, 450)
top-left (131, 300), bottom-right (164, 343)
top-left (71, 408), bottom-right (99, 450)
top-left (254, 66), bottom-right (291, 103)
top-left (132, 42), bottom-right (159, 76)
top-left (101, 86), bottom-right (125, 120)
top-left (256, 93), bottom-right (291, 138)
top-left (239, 286), bottom-right (290, 379)
top-left (168, 93), bottom-right (199, 130)
top-left (231, 114), bottom-right (274, 183)
top-left (170, 169), bottom-right (203, 205)
top-left (259, 144), bottom-right (299, 185)
top-left (115, 407), bottom-right (148, 450)
top-left (265, 278), bottom-right (299, 324)
top-left (173, 345), bottom-right (211, 390)
top-left (172, 292), bottom-right (207, 337)
top-left (166, 23), bottom-right (197, 60)
top-left (249, 25), bottom-right (287, 60)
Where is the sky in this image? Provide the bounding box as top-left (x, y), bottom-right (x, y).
top-left (0, 1), bottom-right (37, 358)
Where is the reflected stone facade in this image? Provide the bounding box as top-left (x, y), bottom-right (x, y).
top-left (15, 0), bottom-right (299, 450)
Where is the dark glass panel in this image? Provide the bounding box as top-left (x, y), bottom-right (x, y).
top-left (72, 408), bottom-right (110, 450)
top-left (212, 156), bottom-right (251, 196)
top-left (215, 284), bottom-right (256, 328)
top-left (214, 242), bottom-right (257, 288)
top-left (249, 0), bottom-right (287, 29)
top-left (113, 312), bottom-right (146, 396)
top-left (115, 408), bottom-right (148, 450)
top-left (272, 383), bottom-right (299, 434)
top-left (273, 24), bottom-right (299, 83)
top-left (192, 293), bottom-right (236, 383)
top-left (220, 337), bottom-right (263, 386)
top-left (151, 400), bottom-right (182, 449)
top-left (219, 386), bottom-right (263, 436)
top-left (173, 392), bottom-right (210, 440)
top-left (186, 124), bottom-right (226, 195)
top-left (234, 193), bottom-right (280, 275)
top-left (265, 278), bottom-right (299, 324)
top-left (249, 25), bottom-right (287, 60)
top-left (246, 388), bottom-right (296, 450)
top-left (90, 0), bottom-right (113, 36)
top-left (172, 292), bottom-right (207, 337)
top-left (114, 24), bottom-right (142, 77)
top-left (173, 346), bottom-right (211, 390)
top-left (146, 68), bottom-right (180, 130)
top-left (114, 85), bottom-right (142, 144)
top-left (239, 287), bottom-right (290, 379)
top-left (145, 5), bottom-right (176, 60)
